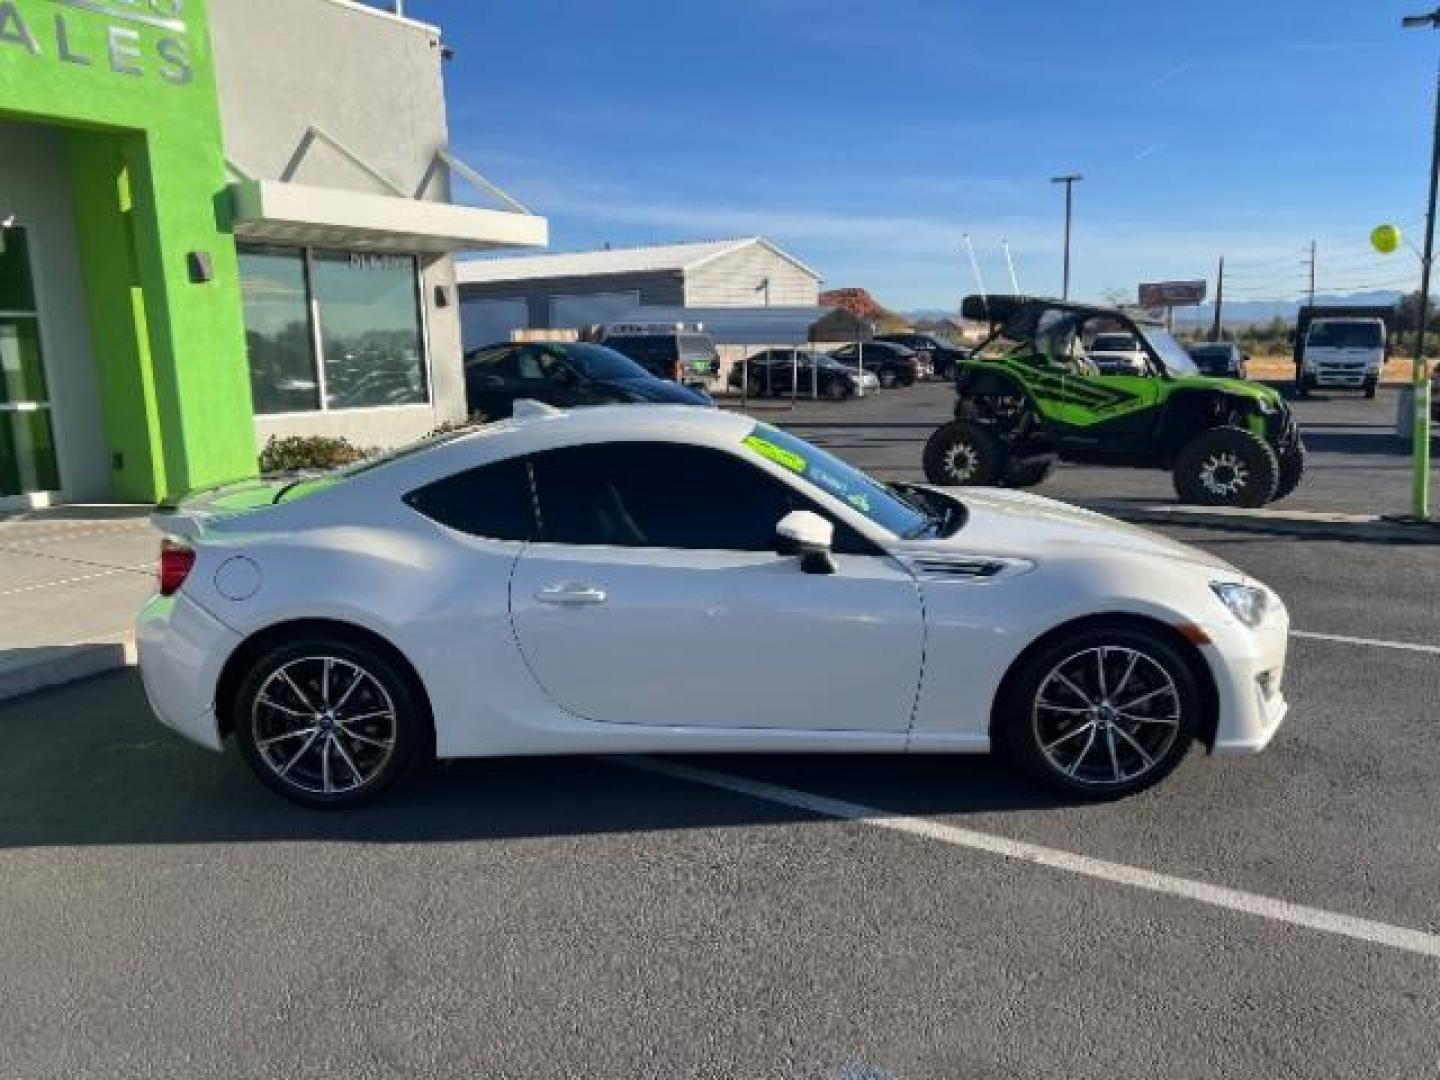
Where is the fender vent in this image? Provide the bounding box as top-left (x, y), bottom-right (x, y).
top-left (911, 556), bottom-right (1006, 579)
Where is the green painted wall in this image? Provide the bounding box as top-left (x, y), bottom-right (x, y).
top-left (0, 0), bottom-right (256, 500)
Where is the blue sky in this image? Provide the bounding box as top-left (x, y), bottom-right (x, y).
top-left (409, 0), bottom-right (1439, 310)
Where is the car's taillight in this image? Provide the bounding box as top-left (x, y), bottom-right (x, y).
top-left (158, 539), bottom-right (196, 597)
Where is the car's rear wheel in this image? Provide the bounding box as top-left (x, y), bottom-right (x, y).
top-left (1173, 426), bottom-right (1280, 508)
top-left (922, 421), bottom-right (1004, 486)
top-left (1273, 440), bottom-right (1306, 502)
top-left (897, 371), bottom-right (917, 388)
top-left (879, 369), bottom-right (898, 389)
top-left (1000, 626), bottom-right (1199, 799)
top-left (234, 637), bottom-right (427, 808)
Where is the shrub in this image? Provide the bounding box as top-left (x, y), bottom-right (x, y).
top-left (258, 434), bottom-right (370, 474)
top-left (427, 411), bottom-right (490, 438)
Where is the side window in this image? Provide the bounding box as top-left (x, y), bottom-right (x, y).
top-left (529, 442), bottom-right (878, 554)
top-left (465, 345), bottom-right (516, 374)
top-left (404, 457), bottom-right (536, 541)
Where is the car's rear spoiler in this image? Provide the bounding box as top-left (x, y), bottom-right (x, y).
top-left (149, 472), bottom-right (326, 541)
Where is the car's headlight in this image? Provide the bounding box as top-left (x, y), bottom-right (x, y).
top-left (1211, 581), bottom-right (1268, 627)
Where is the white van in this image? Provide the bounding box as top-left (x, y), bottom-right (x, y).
top-left (1299, 317), bottom-right (1386, 398)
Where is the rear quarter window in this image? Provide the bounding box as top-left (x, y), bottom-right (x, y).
top-left (403, 458), bottom-right (537, 541)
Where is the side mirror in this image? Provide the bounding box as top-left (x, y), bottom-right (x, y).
top-left (775, 510), bottom-right (836, 575)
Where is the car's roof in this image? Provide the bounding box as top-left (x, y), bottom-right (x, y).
top-left (452, 403), bottom-right (754, 460)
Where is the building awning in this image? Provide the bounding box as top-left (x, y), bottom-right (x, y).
top-left (229, 179), bottom-right (549, 255)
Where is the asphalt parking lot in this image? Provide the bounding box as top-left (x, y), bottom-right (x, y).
top-left (735, 381), bottom-right (1418, 516)
top-left (2, 514), bottom-right (1437, 1077)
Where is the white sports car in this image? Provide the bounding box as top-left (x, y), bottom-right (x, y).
top-left (138, 402), bottom-right (1290, 808)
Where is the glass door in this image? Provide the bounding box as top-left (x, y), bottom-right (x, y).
top-left (0, 227), bottom-right (60, 497)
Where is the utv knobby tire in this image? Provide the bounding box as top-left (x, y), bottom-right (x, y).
top-left (923, 421), bottom-right (1005, 486)
top-left (1273, 440), bottom-right (1307, 502)
top-left (1004, 457), bottom-right (1056, 489)
top-left (1173, 426), bottom-right (1280, 508)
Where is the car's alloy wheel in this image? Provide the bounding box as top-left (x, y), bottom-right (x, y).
top-left (1000, 626), bottom-right (1198, 798)
top-left (235, 639), bottom-right (426, 808)
top-left (251, 656), bottom-right (396, 796)
top-left (1031, 646), bottom-right (1181, 788)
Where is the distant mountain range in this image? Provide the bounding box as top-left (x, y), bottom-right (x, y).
top-left (904, 291), bottom-right (1406, 329)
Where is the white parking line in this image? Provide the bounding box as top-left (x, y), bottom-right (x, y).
top-left (618, 756), bottom-right (1440, 960)
top-left (1292, 630), bottom-right (1440, 656)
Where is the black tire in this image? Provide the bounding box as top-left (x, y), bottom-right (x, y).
top-left (1273, 439), bottom-right (1306, 502)
top-left (879, 368), bottom-right (898, 389)
top-left (1364, 381), bottom-right (1378, 400)
top-left (233, 636), bottom-right (429, 809)
top-left (997, 624), bottom-right (1199, 799)
top-left (1004, 457), bottom-right (1056, 488)
top-left (897, 371), bottom-right (917, 388)
top-left (823, 378), bottom-right (850, 401)
top-left (922, 420), bottom-right (1005, 486)
top-left (748, 376), bottom-right (766, 398)
top-left (1172, 425), bottom-right (1280, 508)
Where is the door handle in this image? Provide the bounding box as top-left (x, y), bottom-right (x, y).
top-left (535, 583), bottom-right (608, 605)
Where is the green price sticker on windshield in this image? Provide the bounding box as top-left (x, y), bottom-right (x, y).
top-left (744, 434), bottom-right (808, 474)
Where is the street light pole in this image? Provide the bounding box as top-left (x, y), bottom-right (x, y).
top-left (1401, 8), bottom-right (1440, 521)
top-left (1050, 174), bottom-right (1082, 299)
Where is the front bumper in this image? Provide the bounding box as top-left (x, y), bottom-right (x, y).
top-left (1307, 366), bottom-right (1377, 387)
top-left (1204, 595), bottom-right (1291, 755)
top-left (136, 591), bottom-right (241, 753)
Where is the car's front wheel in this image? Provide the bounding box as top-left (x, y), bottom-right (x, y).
top-left (999, 625), bottom-right (1199, 799)
top-left (234, 637), bottom-right (428, 808)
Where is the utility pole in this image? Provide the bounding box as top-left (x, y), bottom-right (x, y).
top-left (1306, 240), bottom-right (1317, 307)
top-left (1211, 255), bottom-right (1225, 341)
top-left (1050, 174), bottom-right (1082, 299)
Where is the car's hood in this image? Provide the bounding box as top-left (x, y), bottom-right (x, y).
top-left (907, 487), bottom-right (1237, 573)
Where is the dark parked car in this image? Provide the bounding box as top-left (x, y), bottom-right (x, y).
top-left (728, 349), bottom-right (879, 399)
top-left (875, 332), bottom-right (970, 378)
top-left (464, 342), bottom-right (712, 418)
top-left (1188, 342), bottom-right (1249, 380)
top-left (827, 342), bottom-right (922, 388)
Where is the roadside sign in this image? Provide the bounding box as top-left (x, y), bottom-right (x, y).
top-left (1138, 281), bottom-right (1207, 307)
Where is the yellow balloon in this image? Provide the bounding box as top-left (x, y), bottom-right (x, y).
top-left (1372, 223), bottom-right (1402, 254)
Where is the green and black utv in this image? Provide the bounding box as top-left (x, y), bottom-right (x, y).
top-left (922, 296), bottom-right (1306, 507)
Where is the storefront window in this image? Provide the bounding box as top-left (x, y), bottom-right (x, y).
top-left (238, 246), bottom-right (428, 415)
top-left (239, 247), bottom-right (320, 415)
top-left (312, 252), bottom-right (427, 410)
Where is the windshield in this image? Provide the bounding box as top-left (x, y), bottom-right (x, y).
top-left (1136, 324), bottom-right (1199, 376)
top-left (740, 423), bottom-right (931, 538)
top-left (1307, 321), bottom-right (1383, 349)
top-left (550, 343), bottom-right (652, 380)
top-left (1091, 334), bottom-right (1137, 352)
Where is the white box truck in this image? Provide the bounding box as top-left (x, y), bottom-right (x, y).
top-left (1295, 307), bottom-right (1390, 399)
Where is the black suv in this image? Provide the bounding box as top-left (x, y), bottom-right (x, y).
top-left (598, 326), bottom-right (720, 388)
top-left (465, 342), bottom-right (711, 418)
top-left (875, 332), bottom-right (970, 378)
